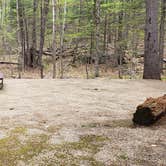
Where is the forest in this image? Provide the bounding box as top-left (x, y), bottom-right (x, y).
top-left (0, 0), bottom-right (166, 166)
top-left (0, 0), bottom-right (165, 79)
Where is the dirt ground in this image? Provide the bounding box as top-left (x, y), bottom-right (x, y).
top-left (0, 79), bottom-right (166, 166)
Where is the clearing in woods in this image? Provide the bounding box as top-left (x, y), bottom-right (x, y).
top-left (0, 79), bottom-right (165, 166)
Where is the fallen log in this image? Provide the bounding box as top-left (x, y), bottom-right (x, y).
top-left (133, 95), bottom-right (166, 125)
top-left (163, 58), bottom-right (166, 63)
top-left (0, 73), bottom-right (3, 89)
top-left (0, 62), bottom-right (19, 65)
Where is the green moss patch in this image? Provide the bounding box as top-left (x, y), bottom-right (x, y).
top-left (43, 135), bottom-right (110, 165)
top-left (54, 135), bottom-right (109, 153)
top-left (0, 127), bottom-right (49, 166)
top-left (0, 127), bottom-right (108, 166)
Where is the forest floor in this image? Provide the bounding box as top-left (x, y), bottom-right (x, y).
top-left (0, 79), bottom-right (166, 166)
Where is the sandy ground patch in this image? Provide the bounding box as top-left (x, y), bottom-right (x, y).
top-left (0, 79), bottom-right (165, 166)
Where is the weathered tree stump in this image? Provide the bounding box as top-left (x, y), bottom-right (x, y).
top-left (133, 95), bottom-right (166, 125)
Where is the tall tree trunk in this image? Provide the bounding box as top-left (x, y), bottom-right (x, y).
top-left (103, 14), bottom-right (108, 54)
top-left (59, 0), bottom-right (67, 79)
top-left (103, 0), bottom-right (109, 72)
top-left (31, 0), bottom-right (38, 67)
top-left (159, 0), bottom-right (166, 72)
top-left (143, 0), bottom-right (161, 80)
top-left (24, 15), bottom-right (30, 67)
top-left (117, 11), bottom-right (124, 79)
top-left (52, 0), bottom-right (56, 78)
top-left (72, 0), bottom-right (83, 64)
top-left (39, 0), bottom-right (50, 78)
top-left (93, 0), bottom-right (100, 77)
top-left (17, 0), bottom-right (25, 70)
top-left (16, 0), bottom-right (22, 78)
